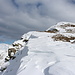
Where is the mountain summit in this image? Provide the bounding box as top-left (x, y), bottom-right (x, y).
top-left (0, 22), bottom-right (75, 75)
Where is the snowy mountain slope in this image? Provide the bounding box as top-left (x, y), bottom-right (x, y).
top-left (46, 22), bottom-right (75, 33)
top-left (0, 22), bottom-right (75, 75)
top-left (0, 44), bottom-right (9, 68)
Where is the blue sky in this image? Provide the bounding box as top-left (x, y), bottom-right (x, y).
top-left (0, 40), bottom-right (15, 44)
top-left (0, 0), bottom-right (75, 44)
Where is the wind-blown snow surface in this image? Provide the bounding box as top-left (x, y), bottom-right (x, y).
top-left (0, 22), bottom-right (75, 75)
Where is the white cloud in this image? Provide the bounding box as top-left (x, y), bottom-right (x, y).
top-left (0, 0), bottom-right (75, 43)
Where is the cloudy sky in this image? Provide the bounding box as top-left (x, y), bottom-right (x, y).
top-left (0, 0), bottom-right (75, 44)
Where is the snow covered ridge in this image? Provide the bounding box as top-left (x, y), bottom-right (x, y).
top-left (46, 22), bottom-right (75, 33)
top-left (1, 22), bottom-right (75, 75)
top-left (46, 22), bottom-right (75, 43)
top-left (0, 33), bottom-right (31, 72)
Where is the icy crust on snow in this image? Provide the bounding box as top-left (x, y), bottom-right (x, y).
top-left (1, 22), bottom-right (75, 75)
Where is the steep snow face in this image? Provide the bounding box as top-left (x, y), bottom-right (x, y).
top-left (0, 22), bottom-right (75, 75)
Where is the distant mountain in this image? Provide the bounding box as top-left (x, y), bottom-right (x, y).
top-left (0, 22), bottom-right (75, 75)
top-left (0, 43), bottom-right (9, 50)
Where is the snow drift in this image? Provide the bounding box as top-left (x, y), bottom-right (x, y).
top-left (0, 22), bottom-right (75, 75)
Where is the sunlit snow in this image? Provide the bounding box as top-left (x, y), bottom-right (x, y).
top-left (0, 22), bottom-right (75, 75)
